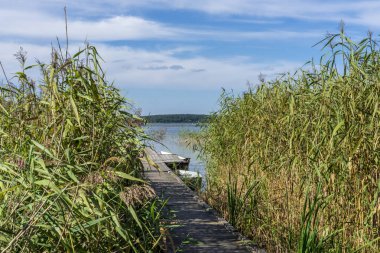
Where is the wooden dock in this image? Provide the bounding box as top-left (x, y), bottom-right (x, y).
top-left (145, 149), bottom-right (190, 170)
top-left (142, 148), bottom-right (263, 252)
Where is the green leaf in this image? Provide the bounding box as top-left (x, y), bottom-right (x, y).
top-left (0, 103), bottom-right (9, 116)
top-left (67, 170), bottom-right (79, 183)
top-left (31, 140), bottom-right (54, 158)
top-left (70, 95), bottom-right (81, 126)
top-left (70, 216), bottom-right (110, 233)
top-left (114, 171), bottom-right (145, 183)
top-left (73, 136), bottom-right (89, 141)
top-left (128, 206), bottom-right (142, 229)
top-left (34, 179), bottom-right (53, 186)
top-left (34, 179), bottom-right (60, 193)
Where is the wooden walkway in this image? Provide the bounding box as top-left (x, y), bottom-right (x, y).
top-left (146, 151), bottom-right (188, 164)
top-left (142, 148), bottom-right (264, 253)
top-left (146, 150), bottom-right (190, 170)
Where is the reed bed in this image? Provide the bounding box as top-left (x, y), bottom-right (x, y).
top-left (202, 32), bottom-right (380, 252)
top-left (178, 129), bottom-right (205, 151)
top-left (0, 45), bottom-right (163, 252)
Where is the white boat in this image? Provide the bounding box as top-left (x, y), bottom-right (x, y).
top-left (177, 170), bottom-right (201, 178)
top-left (177, 170), bottom-right (202, 190)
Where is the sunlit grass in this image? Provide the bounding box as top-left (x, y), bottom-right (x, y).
top-left (0, 44), bottom-right (163, 251)
top-left (202, 31), bottom-right (380, 252)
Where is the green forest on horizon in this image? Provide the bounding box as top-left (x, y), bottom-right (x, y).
top-left (143, 114), bottom-right (209, 123)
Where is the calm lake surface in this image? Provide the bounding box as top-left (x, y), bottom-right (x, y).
top-left (144, 123), bottom-right (205, 178)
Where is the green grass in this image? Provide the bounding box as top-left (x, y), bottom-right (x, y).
top-left (201, 31), bottom-right (380, 252)
top-left (0, 45), bottom-right (164, 251)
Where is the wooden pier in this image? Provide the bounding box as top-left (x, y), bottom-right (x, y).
top-left (145, 149), bottom-right (190, 170)
top-left (142, 148), bottom-right (263, 252)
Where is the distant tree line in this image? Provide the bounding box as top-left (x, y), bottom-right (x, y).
top-left (143, 114), bottom-right (209, 123)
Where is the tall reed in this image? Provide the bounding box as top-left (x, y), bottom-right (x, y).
top-left (0, 45), bottom-right (163, 251)
top-left (202, 32), bottom-right (380, 252)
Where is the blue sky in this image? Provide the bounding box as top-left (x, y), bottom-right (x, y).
top-left (1, 1), bottom-right (379, 115)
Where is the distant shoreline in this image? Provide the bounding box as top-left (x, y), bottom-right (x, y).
top-left (143, 114), bottom-right (209, 123)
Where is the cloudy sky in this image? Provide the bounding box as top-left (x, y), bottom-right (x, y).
top-left (1, 1), bottom-right (379, 114)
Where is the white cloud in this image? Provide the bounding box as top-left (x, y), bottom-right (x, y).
top-left (345, 9), bottom-right (380, 29)
top-left (85, 44), bottom-right (303, 90)
top-left (0, 10), bottom-right (181, 41)
top-left (0, 8), bottom-right (321, 43)
top-left (0, 41), bottom-right (302, 91)
top-left (54, 0), bottom-right (380, 27)
top-left (2, 0), bottom-right (380, 28)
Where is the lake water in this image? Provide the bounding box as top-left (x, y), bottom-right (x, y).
top-left (144, 123), bottom-right (205, 179)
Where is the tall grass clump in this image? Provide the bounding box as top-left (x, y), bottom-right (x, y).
top-left (0, 45), bottom-right (163, 252)
top-left (202, 32), bottom-right (380, 252)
